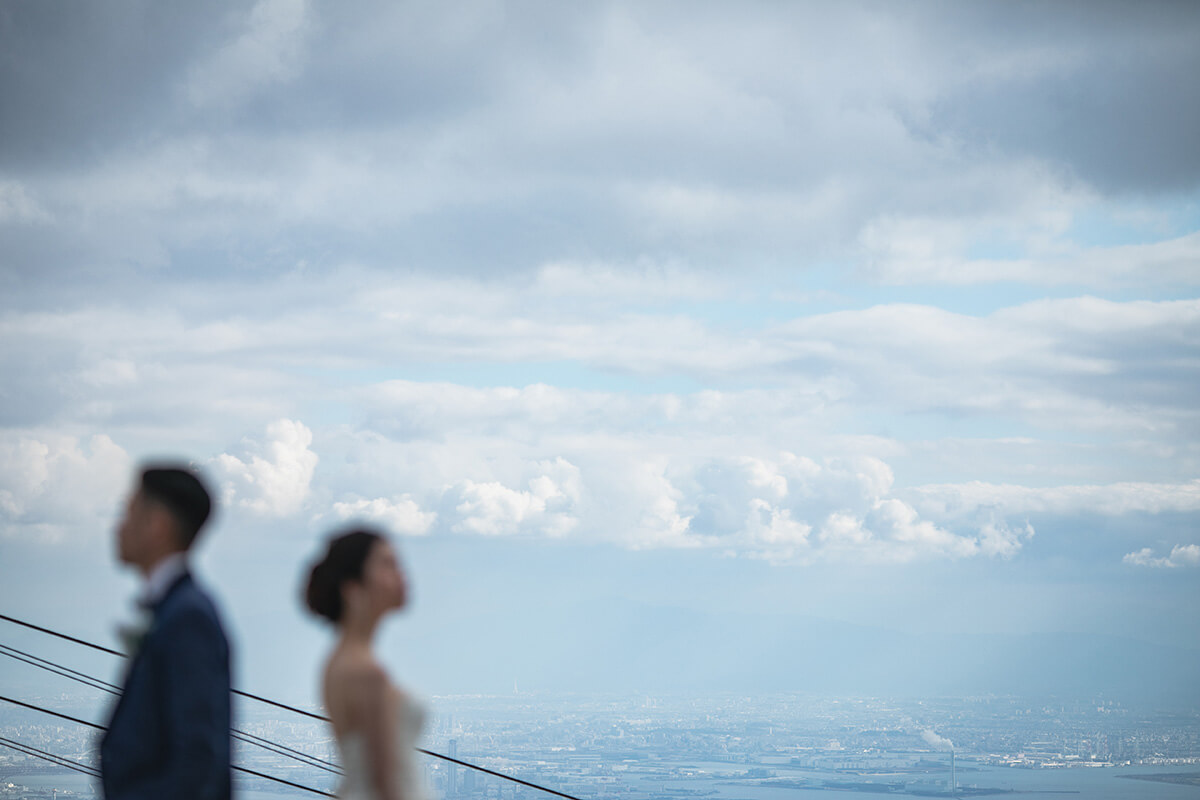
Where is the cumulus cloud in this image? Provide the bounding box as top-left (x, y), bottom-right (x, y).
top-left (744, 499), bottom-right (811, 549)
top-left (0, 432), bottom-right (131, 540)
top-left (1124, 544), bottom-right (1200, 569)
top-left (448, 458), bottom-right (582, 538)
top-left (214, 418), bottom-right (318, 516)
top-left (314, 428), bottom-right (1025, 564)
top-left (625, 460), bottom-right (700, 549)
top-left (978, 521), bottom-right (1036, 559)
top-left (317, 381), bottom-right (1046, 564)
top-left (332, 443), bottom-right (1031, 564)
top-left (332, 495), bottom-right (437, 537)
top-left (670, 453), bottom-right (1031, 564)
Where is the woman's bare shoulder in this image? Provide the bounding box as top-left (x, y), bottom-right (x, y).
top-left (324, 648), bottom-right (394, 735)
top-left (328, 649), bottom-right (391, 699)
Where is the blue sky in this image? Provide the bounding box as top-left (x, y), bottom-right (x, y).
top-left (1, 1), bottom-right (1198, 707)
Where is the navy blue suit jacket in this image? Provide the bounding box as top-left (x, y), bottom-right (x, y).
top-left (100, 572), bottom-right (232, 800)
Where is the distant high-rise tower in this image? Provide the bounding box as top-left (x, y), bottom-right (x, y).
top-left (448, 738), bottom-right (459, 796)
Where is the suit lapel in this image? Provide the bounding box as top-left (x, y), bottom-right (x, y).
top-left (108, 571), bottom-right (193, 725)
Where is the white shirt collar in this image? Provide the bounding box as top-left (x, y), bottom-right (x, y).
top-left (140, 552), bottom-right (189, 607)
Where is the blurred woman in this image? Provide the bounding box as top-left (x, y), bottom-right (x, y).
top-left (305, 529), bottom-right (426, 800)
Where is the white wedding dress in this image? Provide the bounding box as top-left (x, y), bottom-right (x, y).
top-left (336, 690), bottom-right (429, 800)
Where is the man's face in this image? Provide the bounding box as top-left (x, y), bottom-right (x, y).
top-left (116, 489), bottom-right (151, 568)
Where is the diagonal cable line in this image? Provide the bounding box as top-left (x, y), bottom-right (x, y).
top-left (232, 729), bottom-right (342, 775)
top-left (0, 612), bottom-right (123, 656)
top-left (0, 694), bottom-right (106, 729)
top-left (1, 613), bottom-right (588, 800)
top-left (233, 764), bottom-right (335, 797)
top-left (0, 642), bottom-right (121, 694)
top-left (0, 735), bottom-right (101, 778)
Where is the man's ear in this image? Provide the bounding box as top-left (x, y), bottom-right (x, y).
top-left (147, 501), bottom-right (187, 553)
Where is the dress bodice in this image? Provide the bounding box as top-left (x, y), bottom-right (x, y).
top-left (336, 690), bottom-right (428, 800)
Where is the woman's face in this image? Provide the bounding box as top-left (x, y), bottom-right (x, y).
top-left (360, 540), bottom-right (409, 612)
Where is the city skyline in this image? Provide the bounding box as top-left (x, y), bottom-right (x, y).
top-left (2, 688), bottom-right (1198, 799)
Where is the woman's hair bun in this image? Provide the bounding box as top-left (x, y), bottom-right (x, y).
top-left (304, 528), bottom-right (383, 623)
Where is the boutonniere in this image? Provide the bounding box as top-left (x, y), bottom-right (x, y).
top-left (116, 606), bottom-right (155, 656)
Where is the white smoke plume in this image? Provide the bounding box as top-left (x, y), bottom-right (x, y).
top-left (922, 730), bottom-right (954, 751)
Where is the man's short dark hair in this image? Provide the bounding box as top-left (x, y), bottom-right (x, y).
top-left (140, 465), bottom-right (213, 548)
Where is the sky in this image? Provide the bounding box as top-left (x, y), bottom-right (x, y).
top-left (1, 1), bottom-right (1199, 710)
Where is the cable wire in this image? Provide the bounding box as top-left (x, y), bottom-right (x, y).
top-left (0, 694), bottom-right (104, 729)
top-left (0, 642), bottom-right (120, 695)
top-left (0, 613), bottom-right (122, 656)
top-left (231, 729), bottom-right (342, 775)
top-left (0, 735), bottom-right (100, 778)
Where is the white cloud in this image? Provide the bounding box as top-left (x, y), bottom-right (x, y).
top-left (978, 521), bottom-right (1036, 559)
top-left (318, 388), bottom-right (1042, 564)
top-left (671, 453), bottom-right (1036, 564)
top-left (449, 449), bottom-right (1030, 563)
top-left (1124, 544), bottom-right (1200, 568)
top-left (214, 418), bottom-right (318, 516)
top-left (803, 496), bottom-right (1021, 566)
top-left (449, 458), bottom-right (581, 538)
top-left (868, 498), bottom-right (980, 560)
top-left (332, 495), bottom-right (437, 537)
top-left (0, 432), bottom-right (131, 540)
top-left (627, 460), bottom-right (700, 549)
top-left (740, 500), bottom-right (812, 564)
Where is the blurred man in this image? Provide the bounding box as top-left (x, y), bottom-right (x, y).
top-left (100, 464), bottom-right (231, 800)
